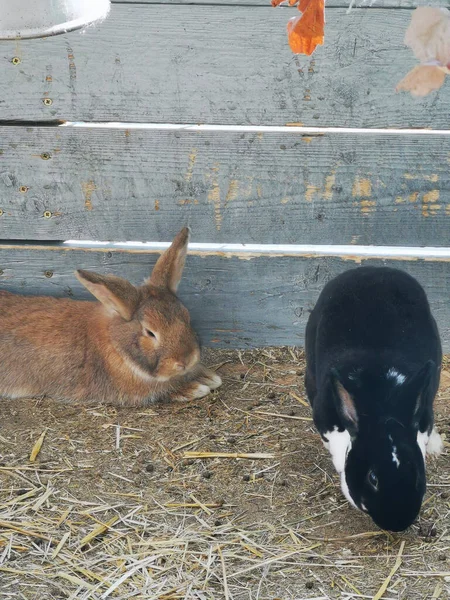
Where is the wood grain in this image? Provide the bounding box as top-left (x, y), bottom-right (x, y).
top-left (0, 5), bottom-right (448, 127)
top-left (0, 243), bottom-right (450, 349)
top-left (0, 126), bottom-right (449, 245)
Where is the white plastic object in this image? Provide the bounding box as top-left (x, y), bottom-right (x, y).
top-left (0, 0), bottom-right (111, 40)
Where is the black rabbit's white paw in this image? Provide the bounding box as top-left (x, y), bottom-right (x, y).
top-left (322, 426), bottom-right (351, 474)
top-left (418, 426), bottom-right (444, 459)
top-left (426, 427), bottom-right (444, 457)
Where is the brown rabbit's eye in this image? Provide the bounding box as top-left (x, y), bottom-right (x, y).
top-left (144, 329), bottom-right (156, 339)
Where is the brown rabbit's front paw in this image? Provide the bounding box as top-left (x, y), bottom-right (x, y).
top-left (173, 382), bottom-right (212, 402)
top-left (173, 368), bottom-right (222, 402)
top-left (197, 367), bottom-right (222, 391)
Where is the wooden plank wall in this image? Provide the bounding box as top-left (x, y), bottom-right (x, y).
top-left (1, 4), bottom-right (449, 127)
top-left (1, 244), bottom-right (450, 348)
top-left (1, 127), bottom-right (448, 245)
top-left (0, 0), bottom-right (449, 349)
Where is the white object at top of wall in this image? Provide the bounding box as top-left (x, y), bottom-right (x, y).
top-left (0, 0), bottom-right (110, 40)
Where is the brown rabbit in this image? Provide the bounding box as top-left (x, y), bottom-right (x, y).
top-left (0, 228), bottom-right (221, 406)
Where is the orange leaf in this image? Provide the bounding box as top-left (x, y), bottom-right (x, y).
top-left (286, 0), bottom-right (325, 55)
top-left (298, 0), bottom-right (313, 11)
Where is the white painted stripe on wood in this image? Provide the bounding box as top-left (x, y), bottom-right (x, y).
top-left (62, 122), bottom-right (450, 136)
top-left (57, 241), bottom-right (450, 260)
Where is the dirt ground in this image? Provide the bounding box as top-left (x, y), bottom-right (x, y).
top-left (0, 347), bottom-right (449, 600)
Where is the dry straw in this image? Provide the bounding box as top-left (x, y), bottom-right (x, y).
top-left (0, 347), bottom-right (448, 598)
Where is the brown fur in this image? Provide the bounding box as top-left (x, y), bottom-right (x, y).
top-left (0, 228), bottom-right (221, 405)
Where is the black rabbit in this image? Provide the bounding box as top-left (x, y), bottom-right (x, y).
top-left (305, 266), bottom-right (443, 531)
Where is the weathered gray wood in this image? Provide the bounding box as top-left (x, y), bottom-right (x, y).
top-left (0, 126), bottom-right (449, 246)
top-left (1, 5), bottom-right (448, 128)
top-left (0, 243), bottom-right (450, 350)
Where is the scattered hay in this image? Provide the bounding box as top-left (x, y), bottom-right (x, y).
top-left (0, 347), bottom-right (448, 599)
top-left (29, 429), bottom-right (47, 463)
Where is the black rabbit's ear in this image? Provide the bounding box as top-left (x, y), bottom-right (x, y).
top-left (330, 368), bottom-right (359, 433)
top-left (397, 360), bottom-right (435, 429)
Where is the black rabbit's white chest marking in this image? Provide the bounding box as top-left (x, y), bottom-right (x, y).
top-left (386, 368), bottom-right (406, 386)
top-left (322, 427), bottom-right (351, 474)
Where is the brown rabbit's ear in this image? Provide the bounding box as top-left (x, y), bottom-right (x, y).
top-left (148, 227), bottom-right (190, 293)
top-left (76, 270), bottom-right (140, 321)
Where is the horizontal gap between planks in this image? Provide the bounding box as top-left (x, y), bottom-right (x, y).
top-left (60, 122), bottom-right (450, 135)
top-left (0, 120), bottom-right (65, 127)
top-left (2, 240), bottom-right (450, 261)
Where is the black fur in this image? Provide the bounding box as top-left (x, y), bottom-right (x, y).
top-left (305, 266), bottom-right (441, 531)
